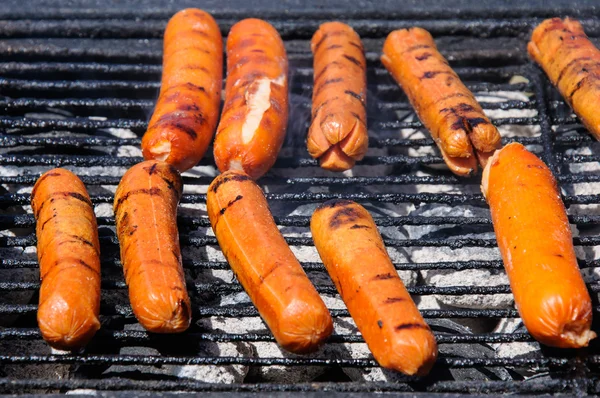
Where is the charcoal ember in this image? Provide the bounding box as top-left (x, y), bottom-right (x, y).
top-left (102, 323), bottom-right (250, 383)
top-left (407, 204), bottom-right (513, 310)
top-left (492, 318), bottom-right (542, 378)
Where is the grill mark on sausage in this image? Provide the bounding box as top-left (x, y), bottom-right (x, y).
top-left (145, 163), bottom-right (159, 175)
top-left (250, 49), bottom-right (265, 53)
top-left (372, 272), bottom-right (396, 280)
top-left (329, 206), bottom-right (362, 229)
top-left (402, 44), bottom-right (431, 54)
top-left (219, 194), bottom-right (244, 215)
top-left (415, 52), bottom-right (432, 61)
top-left (384, 297), bottom-right (406, 304)
top-left (556, 56), bottom-right (595, 85)
top-left (31, 172), bottom-right (62, 199)
top-left (316, 199), bottom-right (354, 210)
top-left (326, 44), bottom-right (343, 50)
top-left (349, 41), bottom-right (363, 51)
top-left (40, 215), bottom-right (56, 231)
top-left (343, 54), bottom-right (363, 68)
top-left (568, 74), bottom-right (594, 102)
top-left (451, 116), bottom-right (489, 132)
top-left (314, 77), bottom-right (344, 97)
top-left (349, 224), bottom-right (370, 229)
top-left (259, 262), bottom-right (283, 283)
top-left (314, 30), bottom-right (348, 52)
top-left (43, 259), bottom-right (99, 280)
top-left (395, 323), bottom-right (429, 331)
top-left (377, 320), bottom-right (383, 328)
top-left (421, 71), bottom-right (454, 80)
top-left (115, 187), bottom-right (162, 214)
top-left (314, 61), bottom-right (341, 83)
top-left (345, 90), bottom-right (365, 103)
top-left (210, 174), bottom-right (252, 193)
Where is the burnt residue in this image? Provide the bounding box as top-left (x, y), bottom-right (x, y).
top-left (210, 173), bottom-right (252, 193)
top-left (377, 320), bottom-right (383, 328)
top-left (219, 194), bottom-right (244, 215)
top-left (328, 206), bottom-right (363, 229)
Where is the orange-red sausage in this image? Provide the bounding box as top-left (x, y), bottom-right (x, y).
top-left (482, 143), bottom-right (595, 348)
top-left (307, 22), bottom-right (368, 171)
top-left (114, 160), bottom-right (190, 333)
top-left (207, 170), bottom-right (332, 353)
top-left (213, 19), bottom-right (289, 180)
top-left (528, 18), bottom-right (600, 140)
top-left (142, 9), bottom-right (223, 172)
top-left (381, 27), bottom-right (501, 176)
top-left (311, 200), bottom-right (437, 376)
top-left (31, 169), bottom-right (101, 350)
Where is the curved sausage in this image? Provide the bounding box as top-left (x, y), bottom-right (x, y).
top-left (31, 168), bottom-right (101, 350)
top-left (481, 143), bottom-right (595, 348)
top-left (114, 160), bottom-right (191, 333)
top-left (381, 27), bottom-right (502, 176)
top-left (307, 22), bottom-right (368, 171)
top-left (213, 19), bottom-right (289, 180)
top-left (142, 8), bottom-right (223, 172)
top-left (207, 170), bottom-right (332, 353)
top-left (528, 18), bottom-right (600, 140)
top-left (311, 200), bottom-right (437, 376)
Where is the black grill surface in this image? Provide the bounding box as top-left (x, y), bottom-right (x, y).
top-left (0, 0), bottom-right (599, 396)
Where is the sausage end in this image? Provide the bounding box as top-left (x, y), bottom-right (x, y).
top-left (378, 327), bottom-right (438, 376)
top-left (275, 298), bottom-right (334, 354)
top-left (38, 297), bottom-right (100, 350)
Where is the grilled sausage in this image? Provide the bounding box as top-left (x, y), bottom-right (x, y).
top-left (141, 8), bottom-right (223, 172)
top-left (481, 143), bottom-right (595, 348)
top-left (31, 169), bottom-right (101, 350)
top-left (307, 22), bottom-right (368, 171)
top-left (207, 170), bottom-right (332, 353)
top-left (213, 19), bottom-right (289, 180)
top-left (114, 160), bottom-right (191, 333)
top-left (381, 27), bottom-right (502, 176)
top-left (311, 200), bottom-right (437, 376)
top-left (528, 18), bottom-right (600, 140)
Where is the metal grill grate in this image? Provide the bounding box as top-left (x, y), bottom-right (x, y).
top-left (0, 1), bottom-right (599, 395)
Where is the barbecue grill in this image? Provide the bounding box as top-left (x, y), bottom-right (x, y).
top-left (0, 0), bottom-right (599, 395)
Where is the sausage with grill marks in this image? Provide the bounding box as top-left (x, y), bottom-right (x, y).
top-left (142, 9), bottom-right (223, 172)
top-left (114, 160), bottom-right (191, 333)
top-left (207, 170), bottom-right (333, 353)
top-left (213, 19), bottom-right (289, 180)
top-left (31, 168), bottom-right (101, 350)
top-left (381, 27), bottom-right (502, 176)
top-left (528, 18), bottom-right (600, 140)
top-left (311, 200), bottom-right (437, 376)
top-left (307, 22), bottom-right (368, 171)
top-left (482, 143), bottom-right (595, 348)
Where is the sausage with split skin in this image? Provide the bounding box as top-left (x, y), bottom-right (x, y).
top-left (142, 8), bottom-right (223, 172)
top-left (528, 17), bottom-right (600, 141)
top-left (207, 170), bottom-right (333, 353)
top-left (481, 143), bottom-right (595, 348)
top-left (31, 168), bottom-right (101, 350)
top-left (307, 21), bottom-right (368, 171)
top-left (114, 160), bottom-right (191, 333)
top-left (311, 200), bottom-right (437, 376)
top-left (381, 27), bottom-right (501, 176)
top-left (213, 19), bottom-right (289, 180)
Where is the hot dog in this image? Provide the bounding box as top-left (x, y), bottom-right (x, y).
top-left (141, 8), bottom-right (223, 172)
top-left (207, 170), bottom-right (332, 353)
top-left (481, 143), bottom-right (595, 348)
top-left (213, 19), bottom-right (289, 180)
top-left (311, 200), bottom-right (437, 376)
top-left (31, 168), bottom-right (101, 350)
top-left (528, 18), bottom-right (600, 140)
top-left (114, 160), bottom-right (191, 333)
top-left (381, 27), bottom-right (502, 176)
top-left (307, 22), bottom-right (368, 171)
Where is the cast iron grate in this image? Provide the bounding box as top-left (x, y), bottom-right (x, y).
top-left (0, 3), bottom-right (599, 396)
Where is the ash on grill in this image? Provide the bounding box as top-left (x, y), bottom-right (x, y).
top-left (0, 4), bottom-right (599, 396)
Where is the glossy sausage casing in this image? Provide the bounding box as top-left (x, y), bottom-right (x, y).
top-left (528, 18), bottom-right (600, 140)
top-left (307, 22), bottom-right (368, 171)
top-left (207, 170), bottom-right (332, 353)
top-left (31, 168), bottom-right (101, 350)
top-left (213, 19), bottom-right (289, 180)
top-left (311, 200), bottom-right (437, 376)
top-left (381, 27), bottom-right (501, 176)
top-left (482, 143), bottom-right (595, 348)
top-left (142, 9), bottom-right (223, 172)
top-left (114, 160), bottom-right (191, 333)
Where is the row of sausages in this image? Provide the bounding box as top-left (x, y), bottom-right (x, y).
top-left (29, 10), bottom-right (596, 377)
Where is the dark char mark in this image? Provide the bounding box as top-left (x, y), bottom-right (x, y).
top-left (395, 323), bottom-right (428, 331)
top-left (211, 173), bottom-right (252, 193)
top-left (402, 44), bottom-right (431, 54)
top-left (259, 262), bottom-right (283, 283)
top-left (345, 90), bottom-right (365, 103)
top-left (568, 75), bottom-right (591, 102)
top-left (329, 206), bottom-right (362, 229)
top-left (219, 194), bottom-right (244, 215)
top-left (373, 272), bottom-right (396, 280)
top-left (451, 117), bottom-right (489, 132)
top-left (31, 172), bottom-right (62, 198)
top-left (44, 259), bottom-right (99, 279)
top-left (415, 52), bottom-right (432, 61)
top-left (556, 56), bottom-right (594, 85)
top-left (343, 54), bottom-right (363, 68)
top-left (349, 41), bottom-right (363, 51)
top-left (115, 187), bottom-right (162, 214)
top-left (250, 49), bottom-right (265, 53)
top-left (40, 214), bottom-right (56, 231)
top-left (314, 61), bottom-right (341, 83)
top-left (384, 297), bottom-right (405, 304)
top-left (350, 224), bottom-right (370, 230)
top-left (145, 163), bottom-right (159, 175)
top-left (422, 71), bottom-right (453, 80)
top-left (326, 44), bottom-right (343, 50)
top-left (377, 320), bottom-right (383, 328)
top-left (314, 78), bottom-right (344, 96)
top-left (314, 30), bottom-right (348, 52)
